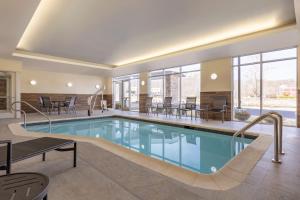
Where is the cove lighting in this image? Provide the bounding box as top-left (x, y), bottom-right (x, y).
top-left (115, 18), bottom-right (279, 66)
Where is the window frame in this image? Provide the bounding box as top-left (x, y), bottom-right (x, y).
top-left (233, 47), bottom-right (298, 118)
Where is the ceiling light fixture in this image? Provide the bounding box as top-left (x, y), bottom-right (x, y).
top-left (95, 84), bottom-right (100, 89)
top-left (67, 82), bottom-right (73, 87)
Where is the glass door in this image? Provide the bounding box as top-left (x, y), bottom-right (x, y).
top-left (0, 73), bottom-right (11, 113)
top-left (122, 80), bottom-right (130, 110)
top-left (113, 81), bottom-right (122, 109)
top-left (130, 79), bottom-right (139, 111)
top-left (0, 77), bottom-right (8, 112)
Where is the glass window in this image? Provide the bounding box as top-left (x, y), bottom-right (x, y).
top-left (164, 74), bottom-right (180, 104)
top-left (150, 76), bottom-right (164, 103)
top-left (181, 64), bottom-right (200, 72)
top-left (233, 57), bottom-right (238, 66)
top-left (262, 48), bottom-right (297, 61)
top-left (233, 47), bottom-right (297, 126)
top-left (164, 67), bottom-right (180, 75)
top-left (262, 60), bottom-right (297, 120)
top-left (181, 71), bottom-right (200, 104)
top-left (240, 54), bottom-right (260, 64)
top-left (150, 70), bottom-right (164, 77)
top-left (240, 64), bottom-right (261, 111)
top-left (150, 64), bottom-right (201, 105)
top-left (233, 67), bottom-right (238, 108)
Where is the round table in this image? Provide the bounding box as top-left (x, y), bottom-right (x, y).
top-left (0, 173), bottom-right (49, 200)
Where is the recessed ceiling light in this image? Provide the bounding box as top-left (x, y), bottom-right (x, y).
top-left (67, 82), bottom-right (73, 87)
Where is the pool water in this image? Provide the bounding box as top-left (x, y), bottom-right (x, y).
top-left (26, 117), bottom-right (253, 174)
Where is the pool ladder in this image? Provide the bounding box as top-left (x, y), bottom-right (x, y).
top-left (232, 112), bottom-right (284, 163)
top-left (11, 101), bottom-right (52, 131)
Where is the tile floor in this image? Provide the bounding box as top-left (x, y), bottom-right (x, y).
top-left (1, 110), bottom-right (300, 200)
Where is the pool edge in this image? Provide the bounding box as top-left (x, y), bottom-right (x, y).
top-left (8, 115), bottom-right (273, 191)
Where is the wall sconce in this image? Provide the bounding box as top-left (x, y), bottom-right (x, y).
top-left (141, 80), bottom-right (145, 86)
top-left (30, 80), bottom-right (37, 85)
top-left (103, 85), bottom-right (106, 90)
top-left (210, 73), bottom-right (218, 80)
top-left (95, 84), bottom-right (100, 89)
top-left (67, 82), bottom-right (73, 87)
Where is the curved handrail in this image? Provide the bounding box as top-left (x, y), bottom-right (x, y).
top-left (11, 101), bottom-right (51, 131)
top-left (232, 112), bottom-right (282, 163)
top-left (267, 112), bottom-right (284, 155)
top-left (88, 88), bottom-right (104, 115)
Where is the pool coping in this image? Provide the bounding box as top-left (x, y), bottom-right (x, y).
top-left (8, 114), bottom-right (273, 191)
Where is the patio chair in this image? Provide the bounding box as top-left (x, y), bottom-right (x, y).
top-left (65, 96), bottom-right (77, 114)
top-left (207, 96), bottom-right (228, 123)
top-left (38, 96), bottom-right (45, 111)
top-left (0, 137), bottom-right (77, 175)
top-left (64, 96), bottom-right (72, 107)
top-left (178, 97), bottom-right (197, 119)
top-left (157, 97), bottom-right (173, 116)
top-left (144, 97), bottom-right (156, 114)
top-left (195, 104), bottom-right (209, 121)
top-left (41, 96), bottom-right (58, 114)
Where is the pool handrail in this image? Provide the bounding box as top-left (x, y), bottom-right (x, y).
top-left (11, 101), bottom-right (52, 131)
top-left (232, 112), bottom-right (284, 163)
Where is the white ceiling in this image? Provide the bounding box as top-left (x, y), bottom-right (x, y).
top-left (0, 0), bottom-right (39, 59)
top-left (0, 0), bottom-right (300, 76)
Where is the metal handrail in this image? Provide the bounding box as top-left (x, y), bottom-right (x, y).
top-left (232, 112), bottom-right (283, 163)
top-left (268, 112), bottom-right (284, 155)
top-left (11, 101), bottom-right (51, 131)
top-left (88, 88), bottom-right (104, 115)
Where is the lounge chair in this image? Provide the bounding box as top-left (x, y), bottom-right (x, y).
top-left (178, 97), bottom-right (197, 119)
top-left (0, 137), bottom-right (77, 175)
top-left (0, 172), bottom-right (49, 200)
top-left (207, 96), bottom-right (228, 123)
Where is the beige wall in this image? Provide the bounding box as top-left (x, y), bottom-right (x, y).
top-left (201, 57), bottom-right (232, 92)
top-left (21, 69), bottom-right (107, 94)
top-left (0, 58), bottom-right (22, 72)
top-left (105, 77), bottom-right (112, 94)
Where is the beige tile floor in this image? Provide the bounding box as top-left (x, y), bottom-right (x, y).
top-left (1, 110), bottom-right (300, 200)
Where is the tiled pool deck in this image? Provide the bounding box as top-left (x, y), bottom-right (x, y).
top-left (1, 110), bottom-right (300, 199)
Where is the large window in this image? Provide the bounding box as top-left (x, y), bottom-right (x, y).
top-left (149, 64), bottom-right (200, 104)
top-left (233, 48), bottom-right (297, 126)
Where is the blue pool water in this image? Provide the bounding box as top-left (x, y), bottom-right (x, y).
top-left (26, 117), bottom-right (253, 174)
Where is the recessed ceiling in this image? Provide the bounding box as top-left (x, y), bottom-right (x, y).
top-left (16, 0), bottom-right (296, 67)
